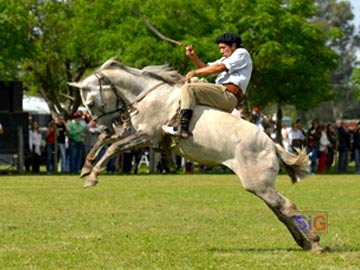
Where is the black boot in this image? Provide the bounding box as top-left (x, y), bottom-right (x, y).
top-left (179, 109), bottom-right (193, 138)
top-left (162, 109), bottom-right (193, 138)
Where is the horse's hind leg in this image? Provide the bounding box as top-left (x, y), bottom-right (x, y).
top-left (251, 186), bottom-right (323, 252)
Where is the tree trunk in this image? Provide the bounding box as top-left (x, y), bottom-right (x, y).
top-left (276, 103), bottom-right (283, 145)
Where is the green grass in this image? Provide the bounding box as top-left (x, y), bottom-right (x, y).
top-left (0, 174), bottom-right (359, 270)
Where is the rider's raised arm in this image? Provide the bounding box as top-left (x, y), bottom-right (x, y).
top-left (185, 45), bottom-right (207, 69)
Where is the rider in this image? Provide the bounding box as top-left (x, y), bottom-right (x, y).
top-left (162, 32), bottom-right (253, 138)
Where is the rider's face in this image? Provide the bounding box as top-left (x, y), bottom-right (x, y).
top-left (218, 42), bottom-right (237, 58)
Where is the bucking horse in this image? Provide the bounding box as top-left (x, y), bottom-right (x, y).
top-left (68, 58), bottom-right (323, 252)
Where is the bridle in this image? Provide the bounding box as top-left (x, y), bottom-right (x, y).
top-left (91, 71), bottom-right (126, 121)
top-left (90, 71), bottom-right (165, 122)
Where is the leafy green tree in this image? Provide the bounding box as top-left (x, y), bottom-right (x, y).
top-left (0, 0), bottom-right (35, 79)
top-left (310, 0), bottom-right (360, 120)
top-left (351, 67), bottom-right (360, 99)
top-left (0, 0), bottom-right (340, 127)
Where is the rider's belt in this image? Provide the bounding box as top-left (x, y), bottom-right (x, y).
top-left (223, 83), bottom-right (244, 101)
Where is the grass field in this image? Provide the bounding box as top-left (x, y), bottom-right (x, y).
top-left (0, 173), bottom-right (359, 270)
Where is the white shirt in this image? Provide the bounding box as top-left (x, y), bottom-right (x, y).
top-left (288, 128), bottom-right (305, 147)
top-left (319, 131), bottom-right (330, 152)
top-left (29, 130), bottom-right (43, 155)
top-left (208, 48), bottom-right (253, 94)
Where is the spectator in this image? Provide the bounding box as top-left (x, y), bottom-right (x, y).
top-left (281, 123), bottom-right (290, 152)
top-left (25, 115), bottom-right (34, 172)
top-left (55, 115), bottom-right (68, 172)
top-left (67, 113), bottom-right (87, 173)
top-left (288, 119), bottom-right (306, 153)
top-left (28, 121), bottom-right (42, 173)
top-left (262, 116), bottom-right (273, 138)
top-left (0, 122), bottom-right (3, 135)
top-left (83, 119), bottom-right (101, 157)
top-left (353, 121), bottom-right (360, 174)
top-left (45, 120), bottom-right (58, 174)
top-left (307, 119), bottom-right (321, 174)
top-left (251, 107), bottom-right (263, 130)
top-left (77, 110), bottom-right (89, 167)
top-left (325, 123), bottom-right (337, 173)
top-left (317, 124), bottom-right (331, 174)
top-left (336, 119), bottom-right (351, 173)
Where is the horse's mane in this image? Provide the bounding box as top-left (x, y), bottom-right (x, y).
top-left (99, 58), bottom-right (185, 85)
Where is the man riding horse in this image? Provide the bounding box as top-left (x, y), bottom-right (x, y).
top-left (162, 32), bottom-right (253, 138)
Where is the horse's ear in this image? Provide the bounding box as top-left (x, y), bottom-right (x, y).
top-left (67, 82), bottom-right (82, 89)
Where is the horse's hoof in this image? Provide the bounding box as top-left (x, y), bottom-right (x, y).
top-left (310, 242), bottom-right (324, 253)
top-left (80, 167), bottom-right (92, 178)
top-left (83, 179), bottom-right (98, 188)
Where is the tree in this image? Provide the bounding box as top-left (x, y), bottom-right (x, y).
top-left (221, 0), bottom-right (338, 141)
top-left (0, 1), bottom-right (36, 79)
top-left (1, 0), bottom-right (340, 127)
top-left (310, 0), bottom-right (360, 120)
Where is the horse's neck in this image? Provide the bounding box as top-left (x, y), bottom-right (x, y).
top-left (109, 70), bottom-right (161, 103)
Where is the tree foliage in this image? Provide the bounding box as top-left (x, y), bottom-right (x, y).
top-left (0, 0), bottom-right (350, 120)
top-left (311, 0), bottom-right (360, 120)
top-left (0, 0), bottom-right (35, 78)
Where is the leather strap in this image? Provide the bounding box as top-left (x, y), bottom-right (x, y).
top-left (223, 83), bottom-right (244, 101)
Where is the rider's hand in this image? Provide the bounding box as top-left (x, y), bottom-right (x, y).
top-left (185, 45), bottom-right (196, 58)
top-left (185, 70), bottom-right (197, 80)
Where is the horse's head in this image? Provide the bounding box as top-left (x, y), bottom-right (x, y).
top-left (68, 74), bottom-right (123, 132)
top-left (68, 58), bottom-right (184, 132)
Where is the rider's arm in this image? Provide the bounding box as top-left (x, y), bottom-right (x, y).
top-left (186, 63), bottom-right (226, 79)
top-left (189, 55), bottom-right (207, 69)
top-left (186, 45), bottom-right (207, 69)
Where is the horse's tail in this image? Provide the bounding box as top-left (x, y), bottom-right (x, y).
top-left (275, 143), bottom-right (310, 184)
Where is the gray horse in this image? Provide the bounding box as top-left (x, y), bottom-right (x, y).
top-left (68, 59), bottom-right (322, 252)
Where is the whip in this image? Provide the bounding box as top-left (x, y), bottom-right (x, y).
top-left (130, 6), bottom-right (184, 47)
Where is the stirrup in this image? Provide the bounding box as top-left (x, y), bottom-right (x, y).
top-left (162, 125), bottom-right (189, 139)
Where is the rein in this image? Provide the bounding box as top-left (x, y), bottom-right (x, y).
top-left (93, 71), bottom-right (165, 122)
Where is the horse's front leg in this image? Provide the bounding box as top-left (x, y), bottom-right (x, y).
top-left (84, 131), bottom-right (151, 188)
top-left (80, 125), bottom-right (132, 177)
top-left (80, 132), bottom-right (112, 177)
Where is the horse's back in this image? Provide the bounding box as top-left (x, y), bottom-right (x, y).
top-left (174, 106), bottom-right (275, 166)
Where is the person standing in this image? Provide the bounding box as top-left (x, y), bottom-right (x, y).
top-left (281, 123), bottom-right (290, 152)
top-left (307, 119), bottom-right (321, 174)
top-left (288, 119), bottom-right (306, 153)
top-left (352, 121), bottom-right (360, 174)
top-left (162, 32), bottom-right (252, 138)
top-left (325, 123), bottom-right (337, 173)
top-left (336, 119), bottom-right (351, 173)
top-left (28, 121), bottom-right (42, 173)
top-left (67, 113), bottom-right (86, 173)
top-left (83, 119), bottom-right (101, 157)
top-left (317, 124), bottom-right (331, 174)
top-left (45, 120), bottom-right (58, 174)
top-left (55, 115), bottom-right (68, 172)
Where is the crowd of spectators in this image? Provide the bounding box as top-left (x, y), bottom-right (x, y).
top-left (23, 107), bottom-right (360, 175)
top-left (248, 107), bottom-right (360, 174)
top-left (24, 110), bottom-right (180, 174)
